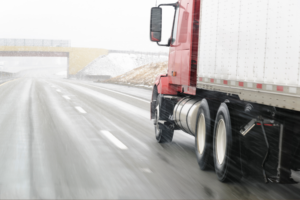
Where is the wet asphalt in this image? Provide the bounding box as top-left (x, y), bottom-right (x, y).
top-left (0, 77), bottom-right (299, 199)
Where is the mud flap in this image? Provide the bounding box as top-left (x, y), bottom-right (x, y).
top-left (150, 100), bottom-right (156, 119)
top-left (275, 123), bottom-right (298, 184)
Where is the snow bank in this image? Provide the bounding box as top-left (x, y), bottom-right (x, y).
top-left (82, 53), bottom-right (168, 77)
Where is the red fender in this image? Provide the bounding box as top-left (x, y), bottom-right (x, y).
top-left (150, 74), bottom-right (178, 119)
top-left (155, 74), bottom-right (178, 95)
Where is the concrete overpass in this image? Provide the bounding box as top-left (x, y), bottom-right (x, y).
top-left (0, 46), bottom-right (108, 77)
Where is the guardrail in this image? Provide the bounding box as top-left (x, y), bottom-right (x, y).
top-left (109, 50), bottom-right (168, 56)
top-left (0, 71), bottom-right (15, 79)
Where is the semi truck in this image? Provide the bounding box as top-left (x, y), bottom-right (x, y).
top-left (149, 0), bottom-right (300, 183)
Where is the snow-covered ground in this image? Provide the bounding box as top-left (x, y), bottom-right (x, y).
top-left (81, 53), bottom-right (168, 77)
top-left (103, 61), bottom-right (168, 87)
top-left (55, 70), bottom-right (67, 77)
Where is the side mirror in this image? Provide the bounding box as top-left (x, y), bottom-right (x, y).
top-left (150, 7), bottom-right (162, 42)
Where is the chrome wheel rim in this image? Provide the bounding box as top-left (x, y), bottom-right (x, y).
top-left (197, 113), bottom-right (206, 154)
top-left (216, 118), bottom-right (227, 165)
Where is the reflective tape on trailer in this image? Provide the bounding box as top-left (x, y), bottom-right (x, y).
top-left (198, 77), bottom-right (298, 94)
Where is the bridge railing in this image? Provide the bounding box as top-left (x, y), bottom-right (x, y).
top-left (0, 39), bottom-right (71, 47)
top-left (108, 50), bottom-right (168, 56)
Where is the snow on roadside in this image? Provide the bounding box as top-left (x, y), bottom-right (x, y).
top-left (83, 53), bottom-right (168, 77)
top-left (55, 71), bottom-right (67, 77)
top-left (103, 61), bottom-right (168, 87)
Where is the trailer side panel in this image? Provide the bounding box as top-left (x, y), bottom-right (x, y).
top-left (197, 0), bottom-right (300, 111)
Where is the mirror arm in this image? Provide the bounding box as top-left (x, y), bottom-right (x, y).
top-left (158, 3), bottom-right (177, 8)
top-left (154, 2), bottom-right (178, 47)
top-left (157, 38), bottom-right (171, 47)
top-left (156, 42), bottom-right (169, 47)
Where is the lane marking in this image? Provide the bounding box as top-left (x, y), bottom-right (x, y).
top-left (140, 168), bottom-right (152, 173)
top-left (0, 79), bottom-right (18, 87)
top-left (63, 95), bottom-right (70, 100)
top-left (77, 83), bottom-right (150, 103)
top-left (75, 106), bottom-right (87, 114)
top-left (100, 130), bottom-right (128, 150)
top-left (56, 89), bottom-right (61, 93)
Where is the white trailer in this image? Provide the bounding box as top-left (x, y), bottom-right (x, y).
top-left (197, 0), bottom-right (300, 111)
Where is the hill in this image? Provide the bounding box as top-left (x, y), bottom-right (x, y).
top-left (82, 53), bottom-right (167, 77)
top-left (103, 61), bottom-right (168, 87)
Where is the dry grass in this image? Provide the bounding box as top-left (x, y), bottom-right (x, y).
top-left (103, 61), bottom-right (168, 86)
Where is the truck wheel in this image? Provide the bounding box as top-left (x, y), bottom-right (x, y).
top-left (195, 99), bottom-right (213, 170)
top-left (154, 96), bottom-right (174, 143)
top-left (213, 103), bottom-right (240, 182)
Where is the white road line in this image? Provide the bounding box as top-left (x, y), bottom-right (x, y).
top-left (63, 95), bottom-right (71, 100)
top-left (56, 89), bottom-right (61, 93)
top-left (0, 79), bottom-right (18, 87)
top-left (75, 106), bottom-right (87, 114)
top-left (100, 130), bottom-right (128, 150)
top-left (78, 83), bottom-right (150, 103)
top-left (140, 168), bottom-right (152, 173)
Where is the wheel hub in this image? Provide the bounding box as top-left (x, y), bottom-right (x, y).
top-left (197, 113), bottom-right (206, 154)
top-left (216, 119), bottom-right (227, 165)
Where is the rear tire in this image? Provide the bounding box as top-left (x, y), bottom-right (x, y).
top-left (154, 95), bottom-right (174, 143)
top-left (213, 103), bottom-right (241, 182)
top-left (195, 99), bottom-right (214, 170)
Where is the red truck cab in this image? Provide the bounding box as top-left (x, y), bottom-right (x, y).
top-left (151, 0), bottom-right (200, 96)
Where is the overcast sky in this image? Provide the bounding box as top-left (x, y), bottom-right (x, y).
top-left (0, 0), bottom-right (177, 52)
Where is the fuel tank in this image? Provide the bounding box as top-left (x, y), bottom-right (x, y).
top-left (174, 97), bottom-right (202, 135)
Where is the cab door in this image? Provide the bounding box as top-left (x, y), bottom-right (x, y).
top-left (168, 0), bottom-right (192, 87)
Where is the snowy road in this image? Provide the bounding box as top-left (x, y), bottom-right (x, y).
top-left (0, 78), bottom-right (299, 199)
